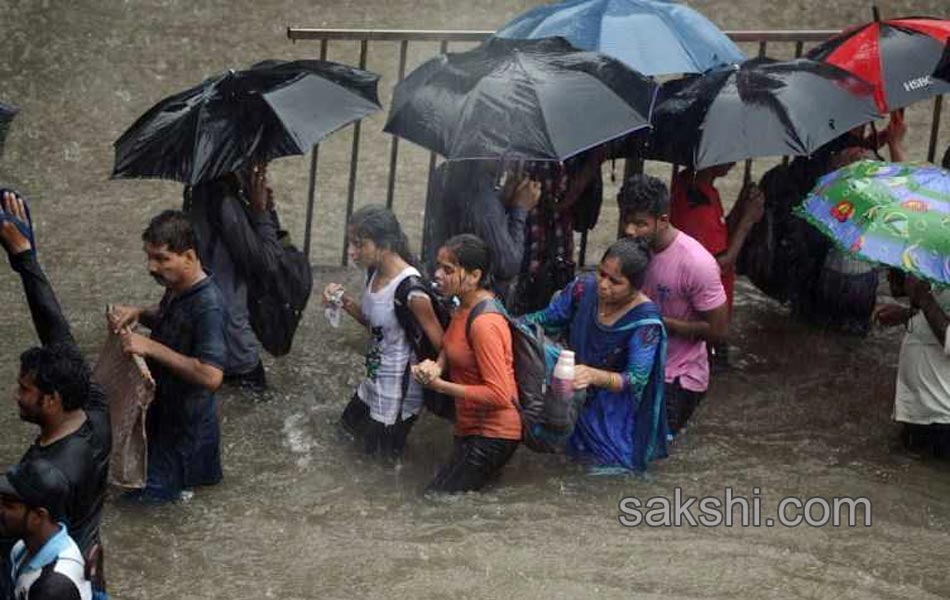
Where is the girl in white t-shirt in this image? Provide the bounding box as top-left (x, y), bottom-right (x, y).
top-left (323, 205), bottom-right (445, 459)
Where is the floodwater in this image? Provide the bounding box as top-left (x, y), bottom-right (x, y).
top-left (2, 0), bottom-right (950, 598)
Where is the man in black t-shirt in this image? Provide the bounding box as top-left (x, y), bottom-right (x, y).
top-left (0, 190), bottom-right (110, 596)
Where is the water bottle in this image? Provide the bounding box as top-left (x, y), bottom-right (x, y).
top-left (546, 350), bottom-right (575, 430)
top-left (324, 289), bottom-right (345, 328)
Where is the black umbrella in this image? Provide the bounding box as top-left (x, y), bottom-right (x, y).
top-left (0, 102), bottom-right (18, 158)
top-left (384, 36), bottom-right (657, 161)
top-left (112, 59), bottom-right (382, 185)
top-left (646, 58), bottom-right (882, 170)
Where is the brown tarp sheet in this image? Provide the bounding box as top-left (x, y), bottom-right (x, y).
top-left (92, 332), bottom-right (155, 489)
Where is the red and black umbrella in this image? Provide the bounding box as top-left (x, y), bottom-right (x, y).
top-left (807, 13), bottom-right (950, 112)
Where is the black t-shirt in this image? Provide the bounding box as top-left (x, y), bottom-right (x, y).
top-left (19, 383), bottom-right (110, 553)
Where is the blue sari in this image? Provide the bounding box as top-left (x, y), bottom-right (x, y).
top-left (523, 274), bottom-right (668, 471)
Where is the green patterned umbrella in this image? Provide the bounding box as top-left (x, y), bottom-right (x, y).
top-left (796, 160), bottom-right (950, 284)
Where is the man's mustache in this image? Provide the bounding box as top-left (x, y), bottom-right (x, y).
top-left (150, 272), bottom-right (167, 286)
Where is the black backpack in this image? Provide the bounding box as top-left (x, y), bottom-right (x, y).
top-left (392, 274), bottom-right (451, 361)
top-left (391, 272), bottom-right (455, 421)
top-left (466, 298), bottom-right (566, 453)
top-left (196, 185), bottom-right (313, 357)
top-left (248, 234), bottom-right (312, 356)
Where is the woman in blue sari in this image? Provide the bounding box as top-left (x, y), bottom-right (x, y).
top-left (523, 237), bottom-right (668, 472)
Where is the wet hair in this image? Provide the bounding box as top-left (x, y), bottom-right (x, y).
top-left (19, 343), bottom-right (91, 412)
top-left (618, 174), bottom-right (670, 222)
top-left (601, 237), bottom-right (652, 290)
top-left (348, 205), bottom-right (414, 264)
top-left (142, 210), bottom-right (196, 254)
top-left (441, 234), bottom-right (494, 289)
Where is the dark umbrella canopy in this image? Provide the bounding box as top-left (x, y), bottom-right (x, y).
top-left (807, 17), bottom-right (950, 112)
top-left (112, 59), bottom-right (381, 185)
top-left (495, 0), bottom-right (745, 76)
top-left (0, 102), bottom-right (18, 158)
top-left (384, 36), bottom-right (657, 161)
top-left (934, 39), bottom-right (950, 82)
top-left (646, 58), bottom-right (882, 170)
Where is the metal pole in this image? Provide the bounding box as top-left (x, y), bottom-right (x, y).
top-left (385, 40), bottom-right (410, 209)
top-left (341, 39), bottom-right (369, 266)
top-left (927, 95), bottom-right (943, 164)
top-left (303, 39), bottom-right (329, 263)
top-left (578, 230), bottom-right (588, 268)
top-left (421, 39), bottom-right (450, 260)
top-left (427, 40), bottom-right (449, 180)
top-left (782, 41), bottom-right (806, 169)
top-left (743, 40), bottom-right (768, 185)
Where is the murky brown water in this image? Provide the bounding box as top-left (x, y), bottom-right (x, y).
top-left (2, 1), bottom-right (950, 598)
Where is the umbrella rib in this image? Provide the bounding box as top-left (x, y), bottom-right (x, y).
top-left (517, 51), bottom-right (557, 159)
top-left (188, 94), bottom-right (211, 184)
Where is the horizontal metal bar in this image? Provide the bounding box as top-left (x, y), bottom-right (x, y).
top-left (287, 27), bottom-right (840, 44)
top-left (288, 28), bottom-right (492, 42)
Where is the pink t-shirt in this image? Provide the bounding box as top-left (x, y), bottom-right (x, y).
top-left (641, 231), bottom-right (727, 392)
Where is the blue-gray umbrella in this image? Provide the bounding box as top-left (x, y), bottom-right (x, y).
top-left (495, 0), bottom-right (745, 76)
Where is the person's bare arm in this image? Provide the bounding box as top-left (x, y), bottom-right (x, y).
top-left (408, 295), bottom-right (444, 353)
top-left (120, 330), bottom-right (223, 391)
top-left (663, 303), bottom-right (729, 345)
top-left (885, 110), bottom-right (907, 163)
top-left (908, 277), bottom-right (948, 347)
top-left (556, 148), bottom-right (606, 213)
top-left (719, 185), bottom-right (765, 270)
top-left (108, 304), bottom-right (160, 332)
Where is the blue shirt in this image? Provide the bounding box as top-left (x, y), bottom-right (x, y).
top-left (144, 275), bottom-right (227, 495)
top-left (11, 524), bottom-right (91, 600)
top-left (523, 274), bottom-right (668, 471)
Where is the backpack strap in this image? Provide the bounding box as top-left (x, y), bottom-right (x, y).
top-left (465, 297), bottom-right (506, 343)
top-left (393, 273), bottom-right (433, 424)
top-left (393, 274), bottom-right (434, 356)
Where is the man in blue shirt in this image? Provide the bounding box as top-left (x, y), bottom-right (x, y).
top-left (108, 210), bottom-right (227, 503)
top-left (0, 459), bottom-right (92, 600)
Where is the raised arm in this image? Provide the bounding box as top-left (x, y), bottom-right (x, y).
top-left (2, 191), bottom-right (74, 347)
top-left (473, 178), bottom-right (541, 280)
top-left (214, 191), bottom-right (282, 278)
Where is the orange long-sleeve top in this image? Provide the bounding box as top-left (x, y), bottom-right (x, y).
top-left (443, 307), bottom-right (521, 440)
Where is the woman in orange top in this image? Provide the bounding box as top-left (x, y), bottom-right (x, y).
top-left (412, 234), bottom-right (521, 493)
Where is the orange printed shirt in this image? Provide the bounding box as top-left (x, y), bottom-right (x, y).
top-left (443, 307), bottom-right (521, 440)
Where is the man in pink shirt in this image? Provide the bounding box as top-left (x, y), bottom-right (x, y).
top-left (619, 174), bottom-right (729, 436)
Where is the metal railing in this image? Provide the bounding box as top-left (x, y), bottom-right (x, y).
top-left (286, 27), bottom-right (946, 266)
